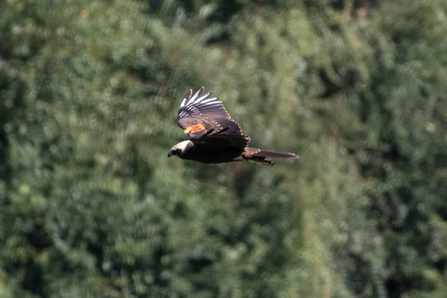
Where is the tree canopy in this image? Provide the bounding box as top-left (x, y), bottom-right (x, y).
top-left (1, 0), bottom-right (446, 297)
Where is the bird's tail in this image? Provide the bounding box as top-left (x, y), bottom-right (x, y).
top-left (243, 147), bottom-right (299, 165)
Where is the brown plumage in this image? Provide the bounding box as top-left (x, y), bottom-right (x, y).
top-left (168, 87), bottom-right (299, 165)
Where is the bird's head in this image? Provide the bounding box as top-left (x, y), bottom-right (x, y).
top-left (168, 140), bottom-right (192, 158)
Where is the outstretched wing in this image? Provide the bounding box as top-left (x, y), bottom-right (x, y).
top-left (177, 87), bottom-right (243, 139)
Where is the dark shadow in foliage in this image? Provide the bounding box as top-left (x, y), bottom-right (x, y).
top-left (4, 222), bottom-right (51, 297)
top-left (318, 68), bottom-right (341, 99)
top-left (331, 0), bottom-right (345, 10)
top-left (189, 257), bottom-right (213, 273)
top-left (148, 0), bottom-right (164, 11)
top-left (19, 260), bottom-right (45, 296)
top-left (126, 141), bottom-right (153, 201)
top-left (0, 127), bottom-right (10, 185)
top-left (0, 71), bottom-right (25, 193)
top-left (346, 252), bottom-right (374, 297)
top-left (207, 0), bottom-right (243, 24)
top-left (85, 227), bottom-right (109, 275)
top-left (385, 273), bottom-right (435, 298)
top-left (26, 223), bottom-right (52, 251)
top-left (434, 259), bottom-right (446, 274)
top-left (0, 2), bottom-right (46, 61)
top-left (360, 161), bottom-right (387, 181)
top-left (206, 0), bottom-right (242, 44)
top-left (0, 72), bottom-right (12, 186)
top-left (36, 63), bottom-right (53, 103)
top-left (207, 31), bottom-right (230, 45)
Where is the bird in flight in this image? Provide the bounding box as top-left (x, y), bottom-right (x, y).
top-left (168, 87), bottom-right (299, 165)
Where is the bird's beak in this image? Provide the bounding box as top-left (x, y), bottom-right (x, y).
top-left (167, 151), bottom-right (173, 157)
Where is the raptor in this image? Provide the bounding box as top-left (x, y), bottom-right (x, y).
top-left (168, 87), bottom-right (299, 165)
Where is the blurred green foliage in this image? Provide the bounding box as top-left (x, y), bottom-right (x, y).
top-left (1, 0), bottom-right (447, 297)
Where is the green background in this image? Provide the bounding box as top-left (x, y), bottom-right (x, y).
top-left (1, 0), bottom-right (447, 297)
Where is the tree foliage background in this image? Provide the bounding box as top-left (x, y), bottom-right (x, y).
top-left (1, 0), bottom-right (447, 297)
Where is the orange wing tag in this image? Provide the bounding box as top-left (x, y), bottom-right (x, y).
top-left (184, 123), bottom-right (205, 134)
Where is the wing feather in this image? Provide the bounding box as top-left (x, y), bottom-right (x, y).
top-left (177, 87), bottom-right (243, 139)
top-left (186, 89), bottom-right (202, 105)
top-left (180, 89), bottom-right (192, 108)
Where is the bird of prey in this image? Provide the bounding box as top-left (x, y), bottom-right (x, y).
top-left (168, 87), bottom-right (299, 165)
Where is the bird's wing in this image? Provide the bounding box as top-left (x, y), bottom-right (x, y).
top-left (177, 87), bottom-right (243, 139)
top-left (190, 135), bottom-right (250, 152)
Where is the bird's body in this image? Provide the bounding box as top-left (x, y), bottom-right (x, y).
top-left (168, 87), bottom-right (298, 165)
top-left (170, 139), bottom-right (244, 163)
